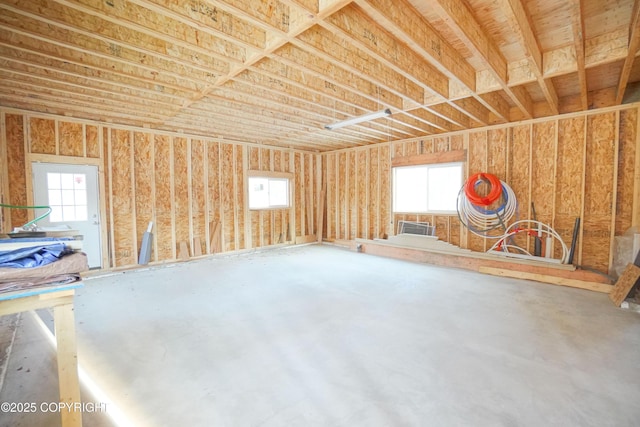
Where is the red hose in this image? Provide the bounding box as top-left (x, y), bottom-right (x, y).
top-left (464, 173), bottom-right (502, 206)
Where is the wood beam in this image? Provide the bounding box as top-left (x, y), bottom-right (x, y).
top-left (498, 0), bottom-right (559, 114)
top-left (570, 0), bottom-right (588, 109)
top-left (616, 0), bottom-right (640, 104)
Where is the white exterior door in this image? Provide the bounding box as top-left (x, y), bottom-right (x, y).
top-left (32, 163), bottom-right (102, 268)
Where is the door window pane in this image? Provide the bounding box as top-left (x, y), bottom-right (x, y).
top-left (46, 172), bottom-right (88, 222)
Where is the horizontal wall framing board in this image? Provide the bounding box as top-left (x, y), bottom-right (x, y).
top-left (391, 149), bottom-right (467, 167)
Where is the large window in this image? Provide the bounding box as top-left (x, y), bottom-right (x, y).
top-left (248, 174), bottom-right (290, 209)
top-left (393, 163), bottom-right (463, 213)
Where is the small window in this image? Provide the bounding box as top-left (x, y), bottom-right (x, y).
top-left (393, 163), bottom-right (463, 214)
top-left (46, 172), bottom-right (88, 222)
top-left (248, 176), bottom-right (290, 209)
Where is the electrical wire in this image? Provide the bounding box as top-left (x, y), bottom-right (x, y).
top-left (0, 203), bottom-right (52, 230)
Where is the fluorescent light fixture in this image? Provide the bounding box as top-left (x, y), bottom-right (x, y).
top-left (324, 108), bottom-right (391, 130)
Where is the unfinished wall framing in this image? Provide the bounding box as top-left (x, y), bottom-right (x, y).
top-left (0, 108), bottom-right (321, 269)
top-left (322, 103), bottom-right (640, 275)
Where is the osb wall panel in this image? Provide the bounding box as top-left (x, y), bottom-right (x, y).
top-left (322, 106), bottom-right (640, 275)
top-left (5, 114), bottom-right (27, 228)
top-left (235, 145), bottom-right (245, 250)
top-left (368, 147), bottom-right (379, 240)
top-left (338, 152), bottom-right (347, 239)
top-left (348, 151), bottom-right (356, 240)
top-left (357, 150), bottom-right (367, 239)
top-left (379, 145), bottom-right (391, 238)
top-left (294, 153), bottom-right (302, 237)
top-left (220, 143), bottom-right (235, 252)
top-left (555, 117), bottom-right (585, 259)
top-left (191, 139), bottom-right (206, 256)
top-left (29, 117), bottom-right (56, 155)
top-left (173, 137), bottom-right (190, 254)
top-left (508, 125), bottom-right (532, 251)
top-left (59, 122), bottom-right (83, 157)
top-left (86, 125), bottom-right (100, 158)
top-left (326, 152), bottom-right (336, 239)
top-left (110, 129), bottom-right (136, 266)
top-left (467, 131), bottom-right (488, 252)
top-left (134, 132), bottom-right (153, 260)
top-left (154, 135), bottom-right (173, 261)
top-left (583, 113), bottom-right (617, 272)
top-left (305, 152), bottom-right (315, 237)
top-left (616, 109), bottom-right (637, 234)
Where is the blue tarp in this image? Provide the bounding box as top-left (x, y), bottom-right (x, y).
top-left (0, 244), bottom-right (73, 268)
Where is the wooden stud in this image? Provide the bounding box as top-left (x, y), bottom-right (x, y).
top-left (53, 302), bottom-right (82, 427)
top-left (317, 164), bottom-right (326, 243)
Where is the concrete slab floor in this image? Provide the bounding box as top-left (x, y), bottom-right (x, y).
top-left (1, 244), bottom-right (639, 426)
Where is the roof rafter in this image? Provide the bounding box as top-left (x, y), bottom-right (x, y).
top-left (616, 0), bottom-right (640, 104)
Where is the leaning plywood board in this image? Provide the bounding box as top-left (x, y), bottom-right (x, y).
top-left (609, 263), bottom-right (640, 306)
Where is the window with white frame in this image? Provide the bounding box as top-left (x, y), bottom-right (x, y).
top-left (248, 175), bottom-right (290, 209)
top-left (393, 163), bottom-right (463, 213)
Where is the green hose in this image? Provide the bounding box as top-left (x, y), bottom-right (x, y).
top-left (0, 203), bottom-right (52, 229)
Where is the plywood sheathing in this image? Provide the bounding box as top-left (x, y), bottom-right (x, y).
top-left (110, 129), bottom-right (136, 266)
top-left (85, 125), bottom-right (100, 159)
top-left (134, 132), bottom-right (154, 262)
top-left (59, 122), bottom-right (83, 157)
top-left (616, 109), bottom-right (637, 235)
top-left (5, 114), bottom-right (26, 228)
top-left (191, 139), bottom-right (206, 257)
top-left (154, 135), bottom-right (174, 262)
top-left (583, 113), bottom-right (617, 272)
top-left (29, 117), bottom-right (56, 155)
